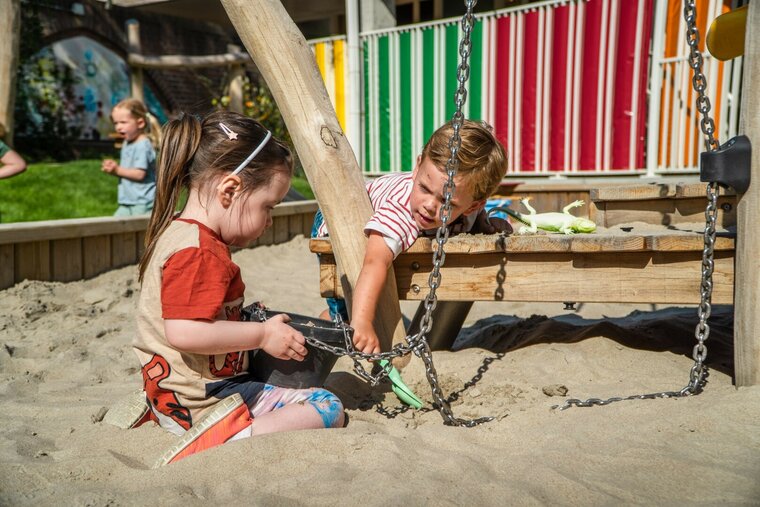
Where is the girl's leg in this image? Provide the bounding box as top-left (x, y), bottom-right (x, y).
top-left (248, 386), bottom-right (345, 435)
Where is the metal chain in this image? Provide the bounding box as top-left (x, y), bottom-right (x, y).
top-left (556, 0), bottom-right (719, 410)
top-left (265, 1), bottom-right (489, 426)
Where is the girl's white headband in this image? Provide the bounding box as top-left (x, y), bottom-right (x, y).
top-left (219, 122), bottom-right (272, 177)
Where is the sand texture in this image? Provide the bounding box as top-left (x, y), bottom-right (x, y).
top-left (1, 236), bottom-right (758, 505)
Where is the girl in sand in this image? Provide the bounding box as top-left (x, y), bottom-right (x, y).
top-left (133, 110), bottom-right (344, 465)
top-left (101, 98), bottom-right (161, 216)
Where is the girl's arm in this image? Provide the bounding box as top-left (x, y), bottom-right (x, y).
top-left (102, 162), bottom-right (148, 182)
top-left (349, 231), bottom-right (395, 354)
top-left (0, 149), bottom-right (26, 179)
top-left (164, 313), bottom-right (308, 360)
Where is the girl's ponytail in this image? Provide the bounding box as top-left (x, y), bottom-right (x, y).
top-left (138, 114), bottom-right (202, 282)
top-left (145, 112), bottom-right (163, 149)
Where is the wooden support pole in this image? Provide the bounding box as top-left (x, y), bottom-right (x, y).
top-left (227, 45), bottom-right (245, 114)
top-left (735, 1), bottom-right (760, 387)
top-left (0, 0), bottom-right (21, 143)
top-left (126, 20), bottom-right (144, 103)
top-left (219, 0), bottom-right (408, 362)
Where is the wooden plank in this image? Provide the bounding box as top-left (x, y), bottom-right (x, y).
top-left (271, 201), bottom-right (318, 217)
top-left (14, 240), bottom-right (50, 282)
top-left (257, 223), bottom-right (274, 246)
top-left (590, 183), bottom-right (676, 201)
top-left (0, 244), bottom-right (13, 289)
top-left (319, 254), bottom-right (339, 298)
top-left (136, 230), bottom-right (146, 258)
top-left (318, 250), bottom-right (735, 305)
top-left (676, 182), bottom-right (736, 198)
top-left (595, 196), bottom-right (736, 228)
top-left (51, 238), bottom-right (83, 282)
top-left (111, 232), bottom-right (138, 268)
top-left (302, 211), bottom-right (315, 237)
top-left (288, 213), bottom-right (303, 240)
top-left (735, 0), bottom-right (760, 386)
top-left (648, 233), bottom-right (735, 252)
top-left (83, 235), bottom-right (112, 279)
top-left (0, 216), bottom-right (149, 245)
top-left (273, 215), bottom-right (289, 244)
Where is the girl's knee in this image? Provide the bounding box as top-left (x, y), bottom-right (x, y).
top-left (307, 389), bottom-right (344, 428)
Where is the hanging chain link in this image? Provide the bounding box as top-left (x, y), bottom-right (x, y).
top-left (556, 0), bottom-right (719, 410)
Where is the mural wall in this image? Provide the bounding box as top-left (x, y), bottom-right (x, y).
top-left (33, 36), bottom-right (167, 141)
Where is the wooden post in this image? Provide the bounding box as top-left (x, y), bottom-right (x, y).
top-left (219, 0), bottom-right (408, 362)
top-left (227, 45), bottom-right (245, 114)
top-left (126, 20), bottom-right (144, 103)
top-left (735, 1), bottom-right (760, 386)
top-left (0, 0), bottom-right (21, 143)
top-left (433, 0), bottom-right (443, 20)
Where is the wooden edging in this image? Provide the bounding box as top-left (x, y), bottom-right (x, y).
top-left (0, 201), bottom-right (318, 290)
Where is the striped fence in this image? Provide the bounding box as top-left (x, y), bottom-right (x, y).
top-left (309, 0), bottom-right (743, 176)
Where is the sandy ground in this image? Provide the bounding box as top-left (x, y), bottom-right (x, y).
top-left (1, 236), bottom-right (758, 505)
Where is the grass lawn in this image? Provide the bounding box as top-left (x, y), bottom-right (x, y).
top-left (0, 159), bottom-right (314, 224)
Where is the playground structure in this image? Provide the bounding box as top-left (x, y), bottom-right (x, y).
top-left (218, 0), bottom-right (759, 391)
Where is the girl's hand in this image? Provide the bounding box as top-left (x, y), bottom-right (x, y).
top-left (350, 320), bottom-right (381, 355)
top-left (261, 313), bottom-right (308, 361)
top-left (101, 159), bottom-right (118, 174)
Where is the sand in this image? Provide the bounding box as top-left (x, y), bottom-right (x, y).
top-left (1, 236), bottom-right (758, 505)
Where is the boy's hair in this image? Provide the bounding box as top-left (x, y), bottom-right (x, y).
top-left (421, 119), bottom-right (508, 201)
top-left (0, 122), bottom-right (5, 138)
top-left (139, 110), bottom-right (294, 282)
top-left (113, 97), bottom-right (163, 148)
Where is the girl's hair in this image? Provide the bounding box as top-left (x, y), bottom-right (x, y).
top-left (421, 119), bottom-right (508, 201)
top-left (138, 110), bottom-right (293, 282)
top-left (113, 97), bottom-right (163, 148)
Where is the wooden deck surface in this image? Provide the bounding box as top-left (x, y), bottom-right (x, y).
top-left (311, 224), bottom-right (735, 305)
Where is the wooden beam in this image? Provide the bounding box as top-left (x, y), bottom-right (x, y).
top-left (735, 1), bottom-right (760, 386)
top-left (126, 20), bottom-right (144, 102)
top-left (127, 51), bottom-right (251, 69)
top-left (219, 0), bottom-right (408, 359)
top-left (227, 45), bottom-right (245, 114)
top-left (0, 0), bottom-right (20, 142)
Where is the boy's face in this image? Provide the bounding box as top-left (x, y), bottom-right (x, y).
top-left (410, 156), bottom-right (484, 231)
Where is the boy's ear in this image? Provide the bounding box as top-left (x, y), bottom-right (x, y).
top-left (463, 199), bottom-right (486, 216)
top-left (216, 174), bottom-right (242, 208)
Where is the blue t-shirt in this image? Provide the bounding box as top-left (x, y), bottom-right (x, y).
top-left (118, 137), bottom-right (156, 205)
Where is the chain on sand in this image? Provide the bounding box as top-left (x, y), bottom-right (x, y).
top-left (556, 0), bottom-right (719, 410)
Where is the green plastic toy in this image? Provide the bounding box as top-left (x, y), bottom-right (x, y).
top-left (378, 359), bottom-right (423, 409)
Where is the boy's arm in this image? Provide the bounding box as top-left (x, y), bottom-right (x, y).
top-left (350, 231), bottom-right (395, 354)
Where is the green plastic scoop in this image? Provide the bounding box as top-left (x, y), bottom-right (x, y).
top-left (378, 359), bottom-right (423, 409)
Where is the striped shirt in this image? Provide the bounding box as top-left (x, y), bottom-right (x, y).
top-left (315, 173), bottom-right (477, 258)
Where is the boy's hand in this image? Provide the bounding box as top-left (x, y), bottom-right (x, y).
top-left (261, 313), bottom-right (307, 361)
top-left (351, 320), bottom-right (381, 355)
top-left (472, 208), bottom-right (513, 235)
top-left (101, 159), bottom-right (118, 174)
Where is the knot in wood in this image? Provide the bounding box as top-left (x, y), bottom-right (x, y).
top-left (320, 126), bottom-right (338, 148)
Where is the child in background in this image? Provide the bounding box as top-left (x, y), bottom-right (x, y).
top-left (134, 110), bottom-right (344, 465)
top-left (101, 98), bottom-right (160, 216)
top-left (313, 120), bottom-right (509, 354)
top-left (0, 123), bottom-right (26, 179)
